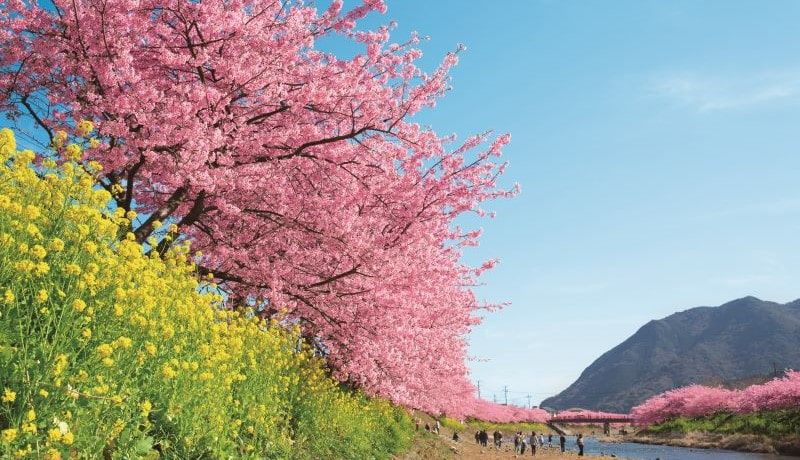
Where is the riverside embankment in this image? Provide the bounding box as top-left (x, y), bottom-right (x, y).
top-left (401, 418), bottom-right (798, 459)
top-left (627, 431), bottom-right (800, 457)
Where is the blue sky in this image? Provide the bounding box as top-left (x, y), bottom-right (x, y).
top-left (352, 0), bottom-right (800, 407)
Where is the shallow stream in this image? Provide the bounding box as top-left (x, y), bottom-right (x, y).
top-left (575, 436), bottom-right (792, 459)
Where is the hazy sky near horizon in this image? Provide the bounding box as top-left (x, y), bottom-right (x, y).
top-left (346, 0), bottom-right (800, 407)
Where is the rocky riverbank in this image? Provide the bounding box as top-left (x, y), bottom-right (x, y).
top-left (627, 431), bottom-right (800, 456)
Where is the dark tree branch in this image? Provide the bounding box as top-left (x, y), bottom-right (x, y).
top-left (20, 94), bottom-right (53, 143)
top-left (133, 186), bottom-right (187, 242)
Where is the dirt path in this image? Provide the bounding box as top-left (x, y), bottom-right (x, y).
top-left (402, 427), bottom-right (589, 460)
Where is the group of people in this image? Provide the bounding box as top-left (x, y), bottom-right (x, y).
top-left (471, 430), bottom-right (586, 456)
top-left (416, 418), bottom-right (441, 434)
top-left (473, 429), bottom-right (490, 447)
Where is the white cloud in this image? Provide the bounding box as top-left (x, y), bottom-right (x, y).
top-left (651, 69), bottom-right (800, 111)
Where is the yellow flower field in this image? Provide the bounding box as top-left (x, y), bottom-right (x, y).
top-left (0, 129), bottom-right (412, 459)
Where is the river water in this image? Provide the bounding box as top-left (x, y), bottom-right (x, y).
top-left (571, 436), bottom-right (792, 459)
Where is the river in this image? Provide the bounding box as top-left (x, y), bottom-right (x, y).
top-left (573, 436), bottom-right (792, 459)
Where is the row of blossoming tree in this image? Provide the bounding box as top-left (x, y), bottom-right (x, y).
top-left (0, 0), bottom-right (533, 421)
top-left (631, 370), bottom-right (800, 425)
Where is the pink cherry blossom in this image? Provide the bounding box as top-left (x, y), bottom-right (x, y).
top-left (632, 370), bottom-right (800, 425)
top-left (0, 0), bottom-right (518, 418)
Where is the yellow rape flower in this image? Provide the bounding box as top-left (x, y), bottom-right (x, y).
top-left (52, 130), bottom-right (68, 148)
top-left (35, 289), bottom-right (49, 303)
top-left (139, 400), bottom-right (152, 417)
top-left (0, 127), bottom-right (16, 154)
top-left (2, 388), bottom-right (16, 402)
top-left (47, 427), bottom-right (62, 442)
top-left (30, 244), bottom-right (46, 259)
top-left (161, 365), bottom-right (177, 380)
top-left (114, 336), bottom-right (132, 349)
top-left (83, 241), bottom-right (97, 253)
top-left (96, 343), bottom-right (113, 358)
top-left (53, 354), bottom-right (68, 376)
top-left (73, 299), bottom-right (87, 313)
top-left (64, 143), bottom-right (83, 161)
top-left (48, 238), bottom-right (65, 252)
top-left (76, 119), bottom-right (94, 137)
top-left (3, 289), bottom-right (14, 303)
top-left (1, 428), bottom-right (17, 443)
top-left (34, 262), bottom-right (49, 276)
top-left (24, 205), bottom-right (41, 220)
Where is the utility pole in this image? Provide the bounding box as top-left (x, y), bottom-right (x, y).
top-left (503, 386), bottom-right (508, 406)
top-left (493, 393), bottom-right (497, 403)
top-left (526, 394), bottom-right (532, 409)
top-left (477, 380), bottom-right (481, 399)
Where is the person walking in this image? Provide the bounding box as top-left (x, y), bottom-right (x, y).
top-left (530, 431), bottom-right (537, 456)
top-left (548, 433), bottom-right (552, 447)
top-left (519, 433), bottom-right (527, 455)
top-left (577, 433), bottom-right (585, 456)
top-left (493, 430), bottom-right (502, 448)
top-left (435, 419), bottom-right (441, 434)
top-left (559, 434), bottom-right (566, 452)
top-left (514, 432), bottom-right (520, 453)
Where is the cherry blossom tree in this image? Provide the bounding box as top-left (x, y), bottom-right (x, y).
top-left (0, 0), bottom-right (516, 415)
top-left (631, 371), bottom-right (800, 425)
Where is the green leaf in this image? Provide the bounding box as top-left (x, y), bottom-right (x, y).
top-left (134, 436), bottom-right (155, 455)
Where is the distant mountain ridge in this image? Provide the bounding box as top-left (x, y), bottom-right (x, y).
top-left (540, 296), bottom-right (800, 413)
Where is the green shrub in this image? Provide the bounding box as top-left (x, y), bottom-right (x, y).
top-left (649, 410), bottom-right (800, 437)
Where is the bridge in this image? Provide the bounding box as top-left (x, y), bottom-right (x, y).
top-left (550, 415), bottom-right (632, 424)
top-left (547, 411), bottom-right (634, 436)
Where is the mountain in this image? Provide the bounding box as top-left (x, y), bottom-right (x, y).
top-left (540, 296), bottom-right (800, 413)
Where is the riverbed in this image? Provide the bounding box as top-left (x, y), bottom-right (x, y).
top-left (580, 436), bottom-right (793, 459)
